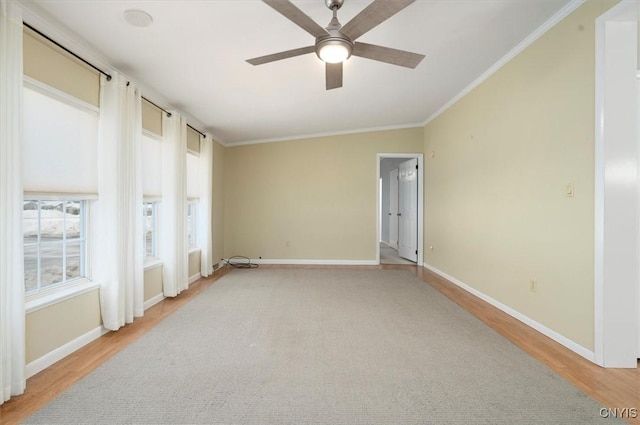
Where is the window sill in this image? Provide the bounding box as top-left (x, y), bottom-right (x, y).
top-left (144, 258), bottom-right (163, 271)
top-left (26, 279), bottom-right (99, 314)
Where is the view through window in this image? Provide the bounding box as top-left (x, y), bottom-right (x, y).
top-left (23, 200), bottom-right (86, 293)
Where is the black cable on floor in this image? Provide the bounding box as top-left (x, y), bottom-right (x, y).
top-left (224, 256), bottom-right (259, 269)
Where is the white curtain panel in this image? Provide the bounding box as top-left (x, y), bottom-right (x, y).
top-left (0, 0), bottom-right (26, 404)
top-left (198, 134), bottom-right (214, 277)
top-left (94, 73), bottom-right (144, 331)
top-left (160, 113), bottom-right (188, 297)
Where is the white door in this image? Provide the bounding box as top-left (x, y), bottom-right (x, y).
top-left (398, 158), bottom-right (418, 262)
top-left (389, 169), bottom-right (399, 249)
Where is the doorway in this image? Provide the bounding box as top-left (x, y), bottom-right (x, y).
top-left (377, 154), bottom-right (423, 266)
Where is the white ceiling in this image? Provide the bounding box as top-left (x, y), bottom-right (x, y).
top-left (23, 0), bottom-right (573, 145)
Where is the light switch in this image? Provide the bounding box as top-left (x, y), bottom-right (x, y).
top-left (565, 182), bottom-right (574, 198)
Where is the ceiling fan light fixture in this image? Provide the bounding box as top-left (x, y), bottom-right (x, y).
top-left (248, 0), bottom-right (425, 90)
top-left (316, 38), bottom-right (352, 63)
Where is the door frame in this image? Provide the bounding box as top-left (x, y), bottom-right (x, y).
top-left (376, 153), bottom-right (424, 266)
top-left (594, 1), bottom-right (639, 367)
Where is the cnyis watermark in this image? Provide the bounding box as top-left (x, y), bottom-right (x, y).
top-left (599, 407), bottom-right (638, 419)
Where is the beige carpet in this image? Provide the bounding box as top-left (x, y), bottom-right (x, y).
top-left (25, 268), bottom-right (616, 424)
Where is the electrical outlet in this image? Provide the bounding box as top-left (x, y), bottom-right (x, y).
top-left (529, 279), bottom-right (537, 293)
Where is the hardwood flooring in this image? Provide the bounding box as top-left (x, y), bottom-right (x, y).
top-left (417, 266), bottom-right (640, 424)
top-left (1, 264), bottom-right (638, 424)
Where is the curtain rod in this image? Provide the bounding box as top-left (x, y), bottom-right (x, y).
top-left (142, 99), bottom-right (206, 137)
top-left (142, 98), bottom-right (206, 137)
top-left (24, 22), bottom-right (207, 138)
top-left (142, 96), bottom-right (172, 118)
top-left (23, 22), bottom-right (112, 81)
top-left (187, 124), bottom-right (206, 138)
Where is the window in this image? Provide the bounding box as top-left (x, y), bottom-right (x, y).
top-left (187, 202), bottom-right (197, 250)
top-left (143, 201), bottom-right (157, 257)
top-left (22, 82), bottom-right (96, 298)
top-left (22, 54), bottom-right (98, 301)
top-left (23, 200), bottom-right (86, 294)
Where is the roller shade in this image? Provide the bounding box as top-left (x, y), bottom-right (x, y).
top-left (186, 127), bottom-right (200, 154)
top-left (142, 98), bottom-right (162, 136)
top-left (23, 27), bottom-right (100, 107)
top-left (142, 132), bottom-right (163, 197)
top-left (22, 84), bottom-right (99, 194)
top-left (186, 151), bottom-right (200, 200)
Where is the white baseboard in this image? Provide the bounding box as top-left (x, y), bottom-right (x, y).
top-left (252, 258), bottom-right (378, 266)
top-left (423, 263), bottom-right (596, 363)
top-left (144, 293), bottom-right (165, 310)
top-left (26, 325), bottom-right (110, 378)
top-left (188, 273), bottom-right (201, 285)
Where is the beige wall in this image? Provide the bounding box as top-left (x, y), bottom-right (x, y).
top-left (224, 128), bottom-right (423, 261)
top-left (213, 141), bottom-right (226, 265)
top-left (423, 1), bottom-right (614, 351)
top-left (144, 266), bottom-right (163, 302)
top-left (26, 289), bottom-right (101, 364)
top-left (189, 250), bottom-right (201, 278)
top-left (26, 267), bottom-right (169, 365)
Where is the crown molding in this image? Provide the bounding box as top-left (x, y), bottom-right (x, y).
top-left (421, 0), bottom-right (586, 127)
top-left (226, 121), bottom-right (424, 147)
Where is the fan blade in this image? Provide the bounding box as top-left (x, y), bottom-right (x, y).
top-left (263, 0), bottom-right (329, 38)
top-left (247, 46), bottom-right (316, 66)
top-left (352, 42), bottom-right (424, 69)
top-left (326, 62), bottom-right (343, 90)
top-left (340, 0), bottom-right (415, 41)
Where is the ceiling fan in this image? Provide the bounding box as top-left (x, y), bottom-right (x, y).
top-left (246, 0), bottom-right (425, 90)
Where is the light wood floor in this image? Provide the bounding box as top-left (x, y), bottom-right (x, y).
top-left (1, 265), bottom-right (638, 424)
